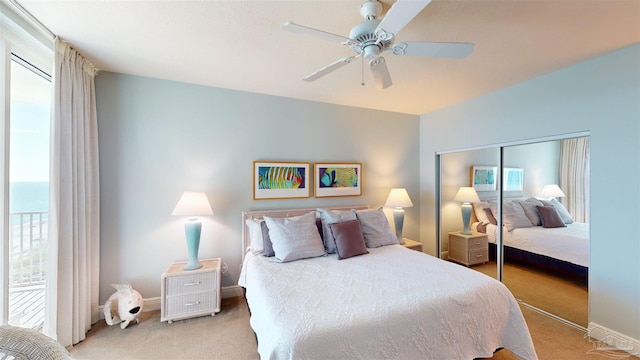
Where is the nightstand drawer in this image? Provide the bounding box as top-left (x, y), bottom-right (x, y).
top-left (166, 291), bottom-right (217, 317)
top-left (469, 249), bottom-right (488, 264)
top-left (468, 237), bottom-right (487, 251)
top-left (166, 272), bottom-right (216, 296)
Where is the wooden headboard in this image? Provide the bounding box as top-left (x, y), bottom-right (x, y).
top-left (241, 206), bottom-right (369, 264)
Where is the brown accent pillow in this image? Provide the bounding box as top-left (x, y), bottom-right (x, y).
top-left (329, 220), bottom-right (369, 260)
top-left (536, 206), bottom-right (566, 228)
top-left (484, 208), bottom-right (498, 225)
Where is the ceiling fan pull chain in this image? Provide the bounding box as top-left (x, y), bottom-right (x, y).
top-left (361, 54), bottom-right (365, 86)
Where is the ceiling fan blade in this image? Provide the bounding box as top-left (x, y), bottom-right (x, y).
top-left (394, 41), bottom-right (474, 58)
top-left (282, 21), bottom-right (356, 45)
top-left (303, 55), bottom-right (360, 82)
top-left (375, 0), bottom-right (432, 36)
top-left (369, 57), bottom-right (392, 90)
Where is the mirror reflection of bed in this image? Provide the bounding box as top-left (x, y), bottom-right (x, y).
top-left (438, 135), bottom-right (590, 329)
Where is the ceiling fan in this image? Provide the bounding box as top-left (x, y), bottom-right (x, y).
top-left (282, 0), bottom-right (474, 90)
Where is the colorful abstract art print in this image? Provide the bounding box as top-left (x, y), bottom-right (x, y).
top-left (253, 161), bottom-right (310, 200)
top-left (471, 166), bottom-right (497, 191)
top-left (314, 162), bottom-right (362, 197)
top-left (503, 168), bottom-right (524, 192)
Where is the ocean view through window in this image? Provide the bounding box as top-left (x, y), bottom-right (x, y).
top-left (8, 55), bottom-right (51, 330)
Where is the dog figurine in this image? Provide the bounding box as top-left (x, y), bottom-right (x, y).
top-left (103, 284), bottom-right (143, 329)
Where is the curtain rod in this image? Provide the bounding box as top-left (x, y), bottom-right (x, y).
top-left (9, 0), bottom-right (55, 39)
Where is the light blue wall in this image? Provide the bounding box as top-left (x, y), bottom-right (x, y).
top-left (420, 45), bottom-right (640, 341)
top-left (95, 73), bottom-right (419, 303)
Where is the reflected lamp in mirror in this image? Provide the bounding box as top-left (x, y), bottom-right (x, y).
top-left (172, 192), bottom-right (214, 270)
top-left (384, 188), bottom-right (413, 245)
top-left (454, 187), bottom-right (480, 235)
top-left (541, 184), bottom-right (565, 199)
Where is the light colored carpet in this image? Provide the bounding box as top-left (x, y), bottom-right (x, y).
top-left (473, 260), bottom-right (588, 328)
top-left (69, 297), bottom-right (259, 360)
top-left (68, 294), bottom-right (638, 360)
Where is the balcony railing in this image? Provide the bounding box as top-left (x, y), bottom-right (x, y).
top-left (8, 211), bottom-right (47, 329)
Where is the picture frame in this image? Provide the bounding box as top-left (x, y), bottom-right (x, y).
top-left (503, 167), bottom-right (524, 192)
top-left (314, 162), bottom-right (362, 198)
top-left (253, 161), bottom-right (310, 200)
top-left (471, 166), bottom-right (497, 191)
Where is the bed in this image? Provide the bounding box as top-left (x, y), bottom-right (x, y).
top-left (472, 197), bottom-right (589, 281)
top-left (239, 206), bottom-right (538, 360)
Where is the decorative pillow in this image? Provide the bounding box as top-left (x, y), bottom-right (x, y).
top-left (518, 197), bottom-right (544, 226)
top-left (473, 201), bottom-right (491, 224)
top-left (329, 220), bottom-right (369, 260)
top-left (260, 221), bottom-right (275, 257)
top-left (263, 212), bottom-right (325, 263)
top-left (491, 201), bottom-right (532, 232)
top-left (245, 218), bottom-right (264, 254)
top-left (483, 208), bottom-right (497, 225)
top-left (536, 205), bottom-right (566, 228)
top-left (541, 199), bottom-right (574, 224)
top-left (352, 208), bottom-right (398, 248)
top-left (317, 208), bottom-right (357, 254)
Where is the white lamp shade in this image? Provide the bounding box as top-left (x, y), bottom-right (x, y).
top-left (385, 188), bottom-right (413, 208)
top-left (541, 184), bottom-right (565, 198)
top-left (172, 192), bottom-right (214, 217)
top-left (454, 187), bottom-right (480, 203)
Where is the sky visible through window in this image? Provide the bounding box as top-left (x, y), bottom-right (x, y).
top-left (10, 59), bottom-right (51, 212)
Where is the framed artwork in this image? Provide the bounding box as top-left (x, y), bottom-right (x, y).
top-left (503, 167), bottom-right (524, 191)
top-left (471, 166), bottom-right (497, 191)
top-left (253, 161), bottom-right (310, 200)
top-left (314, 162), bottom-right (362, 197)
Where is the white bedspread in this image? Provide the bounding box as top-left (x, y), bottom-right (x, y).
top-left (239, 245), bottom-right (537, 360)
top-left (476, 222), bottom-right (589, 267)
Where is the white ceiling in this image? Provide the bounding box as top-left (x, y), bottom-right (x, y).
top-left (12, 0), bottom-right (640, 115)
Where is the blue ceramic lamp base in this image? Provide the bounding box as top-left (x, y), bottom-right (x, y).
top-left (393, 208), bottom-right (405, 245)
top-left (460, 203), bottom-right (472, 235)
top-left (184, 220), bottom-right (203, 270)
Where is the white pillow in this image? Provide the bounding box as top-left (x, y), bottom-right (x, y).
top-left (473, 201), bottom-right (491, 224)
top-left (541, 198), bottom-right (574, 224)
top-left (490, 201), bottom-right (532, 232)
top-left (245, 218), bottom-right (264, 254)
top-left (263, 212), bottom-right (325, 263)
top-left (317, 208), bottom-right (357, 254)
top-left (352, 208), bottom-right (398, 248)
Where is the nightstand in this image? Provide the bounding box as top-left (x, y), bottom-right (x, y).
top-left (401, 238), bottom-right (423, 252)
top-left (448, 232), bottom-right (488, 266)
top-left (161, 258), bottom-right (221, 323)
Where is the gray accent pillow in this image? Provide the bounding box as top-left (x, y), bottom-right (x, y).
top-left (541, 198), bottom-right (574, 224)
top-left (352, 208), bottom-right (398, 248)
top-left (329, 220), bottom-right (369, 260)
top-left (537, 205), bottom-right (566, 228)
top-left (263, 212), bottom-right (325, 263)
top-left (317, 208), bottom-right (357, 254)
top-left (260, 221), bottom-right (274, 257)
top-left (490, 201), bottom-right (532, 232)
top-left (518, 197), bottom-right (544, 226)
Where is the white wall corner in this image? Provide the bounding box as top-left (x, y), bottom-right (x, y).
top-left (587, 322), bottom-right (640, 357)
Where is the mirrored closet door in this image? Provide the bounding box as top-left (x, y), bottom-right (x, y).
top-left (437, 134), bottom-right (590, 329)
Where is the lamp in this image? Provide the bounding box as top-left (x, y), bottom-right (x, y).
top-left (384, 188), bottom-right (413, 245)
top-left (172, 192), bottom-right (214, 270)
top-left (541, 184), bottom-right (565, 199)
top-left (454, 187), bottom-right (480, 235)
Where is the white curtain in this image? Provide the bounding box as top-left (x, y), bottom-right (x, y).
top-left (559, 137), bottom-right (590, 223)
top-left (44, 38), bottom-right (100, 347)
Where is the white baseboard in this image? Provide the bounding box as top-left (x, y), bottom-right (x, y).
top-left (587, 322), bottom-right (640, 357)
